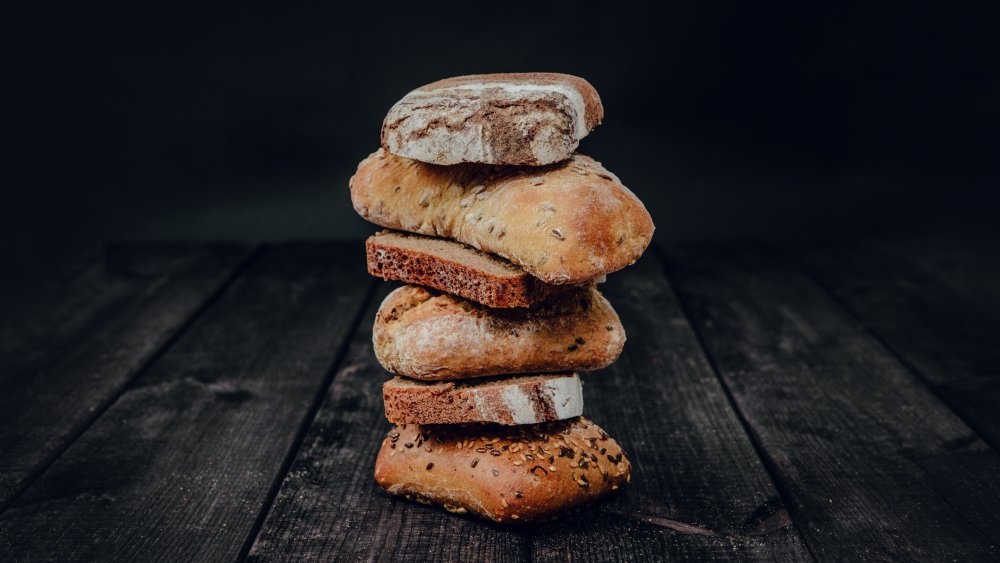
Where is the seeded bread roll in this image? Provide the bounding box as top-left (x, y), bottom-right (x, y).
top-left (381, 73), bottom-right (603, 166)
top-left (383, 373), bottom-right (583, 425)
top-left (374, 417), bottom-right (631, 523)
top-left (374, 285), bottom-right (625, 380)
top-left (367, 230), bottom-right (588, 308)
top-left (350, 150), bottom-right (654, 285)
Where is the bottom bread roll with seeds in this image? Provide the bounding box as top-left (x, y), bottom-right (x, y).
top-left (374, 417), bottom-right (631, 523)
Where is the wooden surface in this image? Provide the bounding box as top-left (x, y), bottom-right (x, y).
top-left (1, 237), bottom-right (998, 562)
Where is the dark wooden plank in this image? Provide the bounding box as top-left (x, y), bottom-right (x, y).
top-left (0, 243), bottom-right (374, 562)
top-left (531, 255), bottom-right (813, 562)
top-left (796, 243), bottom-right (1000, 452)
top-left (0, 244), bottom-right (102, 336)
top-left (1, 245), bottom-right (204, 377)
top-left (662, 244), bottom-right (1000, 561)
top-left (0, 243), bottom-right (253, 508)
top-left (247, 283), bottom-right (529, 563)
top-left (872, 228), bottom-right (1000, 320)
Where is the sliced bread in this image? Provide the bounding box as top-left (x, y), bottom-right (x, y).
top-left (367, 230), bottom-right (580, 308)
top-left (383, 373), bottom-right (583, 425)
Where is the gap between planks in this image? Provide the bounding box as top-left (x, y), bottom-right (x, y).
top-left (658, 242), bottom-right (1000, 559)
top-left (0, 244), bottom-right (263, 516)
top-left (652, 244), bottom-right (821, 563)
top-left (236, 278), bottom-right (380, 562)
top-left (0, 242), bottom-right (378, 562)
top-left (788, 246), bottom-right (1000, 459)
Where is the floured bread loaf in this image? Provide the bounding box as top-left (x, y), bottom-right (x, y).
top-left (350, 150), bottom-right (654, 285)
top-left (374, 417), bottom-right (631, 523)
top-left (381, 73), bottom-right (603, 166)
top-left (367, 230), bottom-right (586, 308)
top-left (383, 373), bottom-right (583, 425)
top-left (374, 285), bottom-right (625, 380)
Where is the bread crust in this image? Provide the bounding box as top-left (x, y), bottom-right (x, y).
top-left (374, 417), bottom-right (631, 523)
top-left (381, 72), bottom-right (603, 166)
top-left (374, 285), bottom-right (625, 380)
top-left (350, 150), bottom-right (654, 285)
top-left (383, 373), bottom-right (583, 425)
top-left (366, 230), bottom-right (581, 308)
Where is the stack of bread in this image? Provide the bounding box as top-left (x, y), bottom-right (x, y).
top-left (349, 73), bottom-right (655, 523)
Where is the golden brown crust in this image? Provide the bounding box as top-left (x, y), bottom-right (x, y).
top-left (373, 417), bottom-right (631, 523)
top-left (366, 231), bottom-right (581, 308)
top-left (350, 150), bottom-right (655, 285)
top-left (373, 285), bottom-right (625, 380)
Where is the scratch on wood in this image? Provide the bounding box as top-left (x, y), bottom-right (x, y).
top-left (604, 510), bottom-right (716, 536)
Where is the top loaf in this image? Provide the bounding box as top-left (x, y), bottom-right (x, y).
top-left (381, 73), bottom-right (603, 166)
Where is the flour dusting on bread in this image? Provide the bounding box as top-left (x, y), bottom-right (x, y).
top-left (356, 72), bottom-right (646, 523)
top-left (381, 73), bottom-right (603, 166)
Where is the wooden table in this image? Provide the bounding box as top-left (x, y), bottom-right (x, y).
top-left (1, 237), bottom-right (998, 562)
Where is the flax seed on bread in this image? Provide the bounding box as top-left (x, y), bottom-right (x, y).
top-left (374, 417), bottom-right (630, 523)
top-left (350, 150), bottom-right (654, 285)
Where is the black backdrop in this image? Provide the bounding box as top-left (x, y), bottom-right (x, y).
top-left (3, 1), bottom-right (998, 261)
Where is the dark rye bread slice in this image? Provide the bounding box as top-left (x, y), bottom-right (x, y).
top-left (367, 231), bottom-right (582, 308)
top-left (383, 373), bottom-right (583, 426)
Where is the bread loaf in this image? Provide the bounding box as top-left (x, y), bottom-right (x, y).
top-left (381, 73), bottom-right (603, 166)
top-left (350, 150), bottom-right (654, 285)
top-left (383, 373), bottom-right (583, 425)
top-left (367, 230), bottom-right (585, 308)
top-left (374, 285), bottom-right (625, 380)
top-left (374, 417), bottom-right (631, 523)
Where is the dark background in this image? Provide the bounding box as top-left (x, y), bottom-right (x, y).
top-left (3, 1), bottom-right (998, 263)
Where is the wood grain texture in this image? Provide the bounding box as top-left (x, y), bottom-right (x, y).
top-left (5, 238), bottom-right (998, 562)
top-left (662, 244), bottom-right (1000, 561)
top-left (0, 244), bottom-right (253, 508)
top-left (247, 283), bottom-right (529, 563)
top-left (0, 245), bottom-right (102, 337)
top-left (872, 228), bottom-right (1000, 320)
top-left (796, 243), bottom-right (1000, 452)
top-left (0, 243), bottom-right (373, 562)
top-left (531, 255), bottom-right (812, 562)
